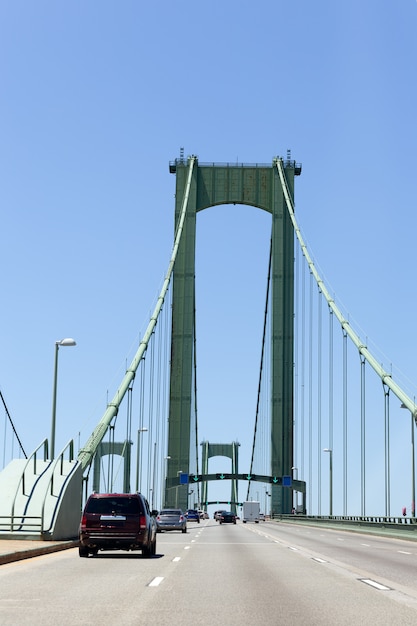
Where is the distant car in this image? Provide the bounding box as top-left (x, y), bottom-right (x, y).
top-left (219, 511), bottom-right (236, 524)
top-left (214, 509), bottom-right (227, 521)
top-left (198, 510), bottom-right (209, 519)
top-left (185, 509), bottom-right (200, 523)
top-left (156, 509), bottom-right (187, 533)
top-left (259, 513), bottom-right (265, 521)
top-left (78, 492), bottom-right (157, 558)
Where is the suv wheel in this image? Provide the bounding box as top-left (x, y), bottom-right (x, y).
top-left (142, 542), bottom-right (152, 558)
top-left (79, 546), bottom-right (89, 558)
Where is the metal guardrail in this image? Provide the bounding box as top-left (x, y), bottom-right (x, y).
top-left (272, 514), bottom-right (417, 534)
top-left (169, 158), bottom-right (302, 171)
top-left (0, 515), bottom-right (42, 534)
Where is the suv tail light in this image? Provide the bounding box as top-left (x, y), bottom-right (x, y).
top-left (139, 514), bottom-right (147, 528)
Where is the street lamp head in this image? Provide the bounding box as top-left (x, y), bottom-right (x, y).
top-left (56, 338), bottom-right (76, 347)
top-left (323, 448), bottom-right (332, 453)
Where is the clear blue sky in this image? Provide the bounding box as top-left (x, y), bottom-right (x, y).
top-left (1, 1), bottom-right (417, 515)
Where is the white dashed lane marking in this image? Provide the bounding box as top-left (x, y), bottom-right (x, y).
top-left (360, 579), bottom-right (390, 591)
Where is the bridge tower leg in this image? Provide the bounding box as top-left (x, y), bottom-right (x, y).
top-left (270, 158), bottom-right (295, 515)
top-left (165, 158), bottom-right (198, 510)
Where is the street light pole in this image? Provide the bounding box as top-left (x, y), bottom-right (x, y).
top-left (323, 449), bottom-right (333, 516)
top-left (401, 404), bottom-right (415, 517)
top-left (50, 338), bottom-right (76, 460)
top-left (135, 427), bottom-right (148, 492)
top-left (151, 441), bottom-right (157, 509)
top-left (412, 415), bottom-right (415, 517)
top-left (264, 490), bottom-right (271, 517)
top-left (163, 456), bottom-right (171, 507)
top-left (291, 466), bottom-right (298, 512)
top-left (176, 471), bottom-right (183, 508)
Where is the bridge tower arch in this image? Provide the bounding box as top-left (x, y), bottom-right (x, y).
top-left (166, 154), bottom-right (301, 514)
top-left (92, 441), bottom-right (132, 493)
top-left (201, 441), bottom-right (239, 514)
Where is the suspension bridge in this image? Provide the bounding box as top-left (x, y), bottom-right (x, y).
top-left (1, 152), bottom-right (417, 539)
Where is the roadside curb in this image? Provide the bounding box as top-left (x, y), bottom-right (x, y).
top-left (0, 540), bottom-right (78, 566)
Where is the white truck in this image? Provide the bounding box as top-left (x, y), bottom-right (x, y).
top-left (242, 501), bottom-right (260, 523)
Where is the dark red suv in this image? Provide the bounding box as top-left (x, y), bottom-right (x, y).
top-left (79, 493), bottom-right (157, 558)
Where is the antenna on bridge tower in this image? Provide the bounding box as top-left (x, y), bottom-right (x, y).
top-left (180, 147), bottom-right (184, 163)
top-left (286, 149), bottom-right (291, 166)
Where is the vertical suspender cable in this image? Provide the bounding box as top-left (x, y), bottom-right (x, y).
top-left (384, 383), bottom-right (391, 516)
top-left (193, 287), bottom-right (200, 504)
top-left (317, 288), bottom-right (322, 515)
top-left (360, 354), bottom-right (366, 516)
top-left (159, 285), bottom-right (171, 503)
top-left (146, 336), bottom-right (155, 497)
top-left (294, 233), bottom-right (299, 477)
top-left (301, 255), bottom-right (306, 487)
top-left (328, 306), bottom-right (334, 459)
top-left (343, 329), bottom-right (348, 516)
top-left (308, 271), bottom-right (313, 515)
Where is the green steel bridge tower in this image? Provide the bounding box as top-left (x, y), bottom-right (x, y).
top-left (165, 155), bottom-right (301, 515)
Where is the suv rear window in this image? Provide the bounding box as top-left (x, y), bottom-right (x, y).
top-left (85, 496), bottom-right (142, 515)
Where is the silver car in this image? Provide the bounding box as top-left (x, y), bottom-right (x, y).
top-left (156, 509), bottom-right (187, 533)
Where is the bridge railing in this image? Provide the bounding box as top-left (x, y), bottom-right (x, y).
top-left (0, 514), bottom-right (43, 534)
top-left (272, 514), bottom-right (417, 534)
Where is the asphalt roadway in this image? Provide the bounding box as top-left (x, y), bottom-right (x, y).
top-left (1, 519), bottom-right (416, 567)
top-left (0, 539), bottom-right (78, 566)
